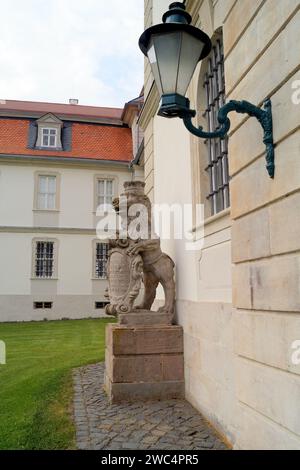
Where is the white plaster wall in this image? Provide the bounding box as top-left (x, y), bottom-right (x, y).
top-left (152, 113), bottom-right (232, 303)
top-left (0, 233), bottom-right (31, 295)
top-left (153, 115), bottom-right (199, 302)
top-left (57, 234), bottom-right (93, 295)
top-left (0, 232), bottom-right (106, 296)
top-left (0, 165), bottom-right (34, 226)
top-left (0, 162), bottom-right (132, 321)
top-left (0, 232), bottom-right (110, 321)
top-left (60, 170), bottom-right (94, 228)
top-left (0, 163), bottom-right (130, 229)
top-left (59, 167), bottom-right (130, 228)
top-left (0, 295), bottom-right (110, 322)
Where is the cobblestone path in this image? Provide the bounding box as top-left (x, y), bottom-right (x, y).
top-left (73, 363), bottom-right (228, 451)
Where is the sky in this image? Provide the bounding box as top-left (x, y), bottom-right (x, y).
top-left (0, 0), bottom-right (144, 108)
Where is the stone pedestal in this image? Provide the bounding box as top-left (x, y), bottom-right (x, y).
top-left (105, 323), bottom-right (185, 403)
top-left (119, 310), bottom-right (173, 326)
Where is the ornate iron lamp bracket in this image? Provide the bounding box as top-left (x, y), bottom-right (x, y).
top-left (182, 98), bottom-right (275, 178)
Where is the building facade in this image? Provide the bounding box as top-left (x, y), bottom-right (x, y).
top-left (0, 98), bottom-right (141, 322)
top-left (140, 0), bottom-right (300, 449)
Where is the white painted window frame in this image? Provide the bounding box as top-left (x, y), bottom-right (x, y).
top-left (37, 175), bottom-right (57, 211)
top-left (41, 127), bottom-right (58, 148)
top-left (34, 171), bottom-right (60, 212)
top-left (96, 178), bottom-right (114, 208)
top-left (94, 175), bottom-right (118, 212)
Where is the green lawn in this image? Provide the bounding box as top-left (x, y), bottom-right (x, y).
top-left (0, 318), bottom-right (113, 450)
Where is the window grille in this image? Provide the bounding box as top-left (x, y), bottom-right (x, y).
top-left (34, 302), bottom-right (53, 309)
top-left (95, 301), bottom-right (110, 309)
top-left (35, 241), bottom-right (54, 279)
top-left (43, 302), bottom-right (53, 309)
top-left (203, 37), bottom-right (230, 215)
top-left (95, 243), bottom-right (109, 279)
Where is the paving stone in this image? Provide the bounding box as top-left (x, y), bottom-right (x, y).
top-left (129, 430), bottom-right (148, 441)
top-left (77, 441), bottom-right (90, 450)
top-left (152, 429), bottom-right (168, 437)
top-left (76, 431), bottom-right (89, 439)
top-left (195, 439), bottom-right (215, 449)
top-left (157, 424), bottom-right (173, 432)
top-left (94, 439), bottom-right (111, 450)
top-left (142, 423), bottom-right (157, 431)
top-left (73, 363), bottom-right (228, 451)
top-left (121, 442), bottom-right (140, 450)
top-left (106, 444), bottom-right (122, 450)
top-left (142, 436), bottom-right (160, 445)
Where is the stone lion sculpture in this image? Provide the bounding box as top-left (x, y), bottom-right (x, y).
top-left (105, 181), bottom-right (175, 324)
top-left (126, 238), bottom-right (175, 315)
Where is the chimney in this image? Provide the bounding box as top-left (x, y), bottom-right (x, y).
top-left (69, 99), bottom-right (79, 105)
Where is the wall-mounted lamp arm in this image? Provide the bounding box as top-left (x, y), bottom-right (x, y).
top-left (182, 99), bottom-right (275, 178)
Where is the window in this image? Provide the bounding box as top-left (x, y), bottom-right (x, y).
top-left (32, 239), bottom-right (58, 280)
top-left (41, 128), bottom-right (57, 148)
top-left (32, 114), bottom-right (64, 150)
top-left (34, 302), bottom-right (53, 309)
top-left (35, 241), bottom-right (55, 279)
top-left (37, 175), bottom-right (57, 210)
top-left (96, 179), bottom-right (114, 209)
top-left (95, 301), bottom-right (109, 309)
top-left (95, 243), bottom-right (109, 279)
top-left (203, 35), bottom-right (230, 215)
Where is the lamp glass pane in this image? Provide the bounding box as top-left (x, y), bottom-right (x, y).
top-left (151, 32), bottom-right (182, 95)
top-left (147, 43), bottom-right (163, 96)
top-left (176, 32), bottom-right (204, 96)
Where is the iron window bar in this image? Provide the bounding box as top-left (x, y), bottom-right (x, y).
top-left (202, 38), bottom-right (230, 215)
top-left (35, 241), bottom-right (54, 279)
top-left (95, 243), bottom-right (109, 279)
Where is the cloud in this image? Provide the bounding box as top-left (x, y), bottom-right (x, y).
top-left (0, 0), bottom-right (144, 107)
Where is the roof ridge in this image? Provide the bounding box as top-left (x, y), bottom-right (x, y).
top-left (1, 99), bottom-right (123, 111)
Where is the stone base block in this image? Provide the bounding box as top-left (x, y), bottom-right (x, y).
top-left (105, 377), bottom-right (185, 403)
top-left (119, 310), bottom-right (173, 326)
top-left (106, 323), bottom-right (183, 355)
top-left (105, 323), bottom-right (184, 403)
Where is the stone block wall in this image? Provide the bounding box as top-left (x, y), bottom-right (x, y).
top-left (222, 0), bottom-right (300, 449)
top-left (141, 0), bottom-right (300, 449)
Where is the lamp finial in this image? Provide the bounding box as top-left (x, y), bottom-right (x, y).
top-left (163, 2), bottom-right (192, 24)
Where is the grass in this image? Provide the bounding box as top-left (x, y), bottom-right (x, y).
top-left (0, 318), bottom-right (114, 450)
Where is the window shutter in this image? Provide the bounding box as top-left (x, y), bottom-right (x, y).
top-left (27, 120), bottom-right (38, 149)
top-left (62, 122), bottom-right (73, 151)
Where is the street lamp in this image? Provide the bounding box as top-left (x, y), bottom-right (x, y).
top-left (139, 2), bottom-right (275, 178)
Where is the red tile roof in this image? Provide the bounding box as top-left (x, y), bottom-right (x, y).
top-left (0, 99), bottom-right (123, 122)
top-left (0, 119), bottom-right (133, 162)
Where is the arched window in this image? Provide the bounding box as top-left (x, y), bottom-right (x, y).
top-left (202, 33), bottom-right (230, 215)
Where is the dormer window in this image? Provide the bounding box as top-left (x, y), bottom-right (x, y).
top-left (42, 128), bottom-right (57, 148)
top-left (34, 113), bottom-right (63, 150)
